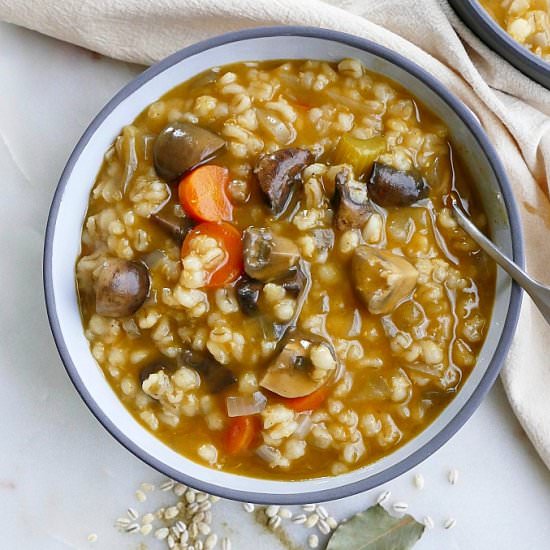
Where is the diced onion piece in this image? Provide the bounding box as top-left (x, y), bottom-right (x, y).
top-left (348, 309), bottom-right (362, 337)
top-left (142, 249), bottom-right (166, 269)
top-left (122, 318), bottom-right (141, 338)
top-left (294, 413), bottom-right (312, 438)
top-left (226, 391), bottom-right (267, 417)
top-left (256, 444), bottom-right (280, 463)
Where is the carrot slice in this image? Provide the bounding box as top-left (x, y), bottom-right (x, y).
top-left (223, 415), bottom-right (261, 455)
top-left (181, 222), bottom-right (243, 287)
top-left (284, 387), bottom-right (329, 412)
top-left (178, 165), bottom-right (233, 222)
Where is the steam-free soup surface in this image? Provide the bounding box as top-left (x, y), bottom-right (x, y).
top-left (76, 59), bottom-right (494, 480)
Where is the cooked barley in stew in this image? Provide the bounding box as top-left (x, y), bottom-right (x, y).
top-left (76, 59), bottom-right (495, 479)
top-left (478, 0), bottom-right (550, 60)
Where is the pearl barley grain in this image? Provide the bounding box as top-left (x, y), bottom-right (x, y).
top-left (392, 502), bottom-right (408, 514)
top-left (316, 505), bottom-right (328, 520)
top-left (414, 473), bottom-right (424, 490)
top-left (268, 515), bottom-right (282, 530)
top-left (115, 517), bottom-right (130, 529)
top-left (174, 483), bottom-right (187, 496)
top-left (161, 480), bottom-right (175, 491)
top-left (266, 505), bottom-right (280, 517)
top-left (142, 513), bottom-right (154, 525)
top-left (318, 519), bottom-right (331, 535)
top-left (155, 527), bottom-right (170, 540)
top-left (422, 516), bottom-right (434, 529)
top-left (308, 534), bottom-right (319, 549)
top-left (165, 506), bottom-right (179, 519)
top-left (305, 513), bottom-right (319, 528)
top-left (448, 468), bottom-right (459, 485)
top-left (444, 518), bottom-right (457, 530)
top-left (205, 534), bottom-right (218, 549)
top-left (279, 508), bottom-right (293, 519)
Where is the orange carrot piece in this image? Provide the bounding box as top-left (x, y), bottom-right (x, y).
top-left (181, 222), bottom-right (243, 287)
top-left (223, 415), bottom-right (261, 455)
top-left (179, 165), bottom-right (232, 222)
top-left (284, 387), bottom-right (329, 412)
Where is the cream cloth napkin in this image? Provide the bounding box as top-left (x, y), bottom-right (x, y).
top-left (2, 0), bottom-right (550, 468)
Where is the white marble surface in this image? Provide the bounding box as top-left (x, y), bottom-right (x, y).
top-left (2, 20), bottom-right (550, 549)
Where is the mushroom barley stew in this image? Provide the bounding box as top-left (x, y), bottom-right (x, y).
top-left (76, 59), bottom-right (495, 479)
top-left (478, 0), bottom-right (550, 60)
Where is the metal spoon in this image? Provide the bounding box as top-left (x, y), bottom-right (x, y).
top-left (450, 195), bottom-right (550, 325)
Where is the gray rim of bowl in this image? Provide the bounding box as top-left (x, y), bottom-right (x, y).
top-left (43, 25), bottom-right (524, 504)
top-left (448, 0), bottom-right (549, 89)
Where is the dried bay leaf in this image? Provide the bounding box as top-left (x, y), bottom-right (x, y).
top-left (326, 504), bottom-right (425, 550)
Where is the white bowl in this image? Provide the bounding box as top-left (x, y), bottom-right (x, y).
top-left (44, 26), bottom-right (523, 504)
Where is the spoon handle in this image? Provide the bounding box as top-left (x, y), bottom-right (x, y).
top-left (451, 198), bottom-right (550, 325)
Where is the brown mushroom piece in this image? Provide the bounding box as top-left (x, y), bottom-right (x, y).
top-left (276, 266), bottom-right (307, 297)
top-left (153, 122), bottom-right (225, 182)
top-left (94, 258), bottom-right (150, 317)
top-left (255, 147), bottom-right (314, 214)
top-left (235, 276), bottom-right (263, 316)
top-left (150, 202), bottom-right (194, 245)
top-left (334, 168), bottom-right (372, 231)
top-left (178, 349), bottom-right (237, 393)
top-left (352, 245), bottom-right (418, 315)
top-left (243, 227), bottom-right (300, 282)
top-left (368, 162), bottom-right (428, 207)
top-left (260, 336), bottom-right (338, 398)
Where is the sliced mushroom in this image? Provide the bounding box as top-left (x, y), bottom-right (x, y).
top-left (276, 266), bottom-right (307, 297)
top-left (153, 122), bottom-right (225, 181)
top-left (178, 349), bottom-right (237, 393)
top-left (243, 227), bottom-right (300, 282)
top-left (259, 335), bottom-right (337, 398)
top-left (235, 276), bottom-right (263, 316)
top-left (150, 202), bottom-right (194, 245)
top-left (368, 162), bottom-right (428, 207)
top-left (352, 245), bottom-right (418, 315)
top-left (94, 258), bottom-right (150, 317)
top-left (334, 168), bottom-right (372, 231)
top-left (255, 148), bottom-right (314, 214)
